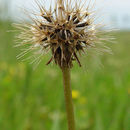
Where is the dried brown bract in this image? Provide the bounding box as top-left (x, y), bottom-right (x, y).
top-left (15, 0), bottom-right (112, 68)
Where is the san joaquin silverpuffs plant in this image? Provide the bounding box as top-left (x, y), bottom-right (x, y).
top-left (15, 0), bottom-right (112, 130)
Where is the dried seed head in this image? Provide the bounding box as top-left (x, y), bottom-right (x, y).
top-left (15, 0), bottom-right (112, 68)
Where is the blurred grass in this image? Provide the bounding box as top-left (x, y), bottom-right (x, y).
top-left (0, 21), bottom-right (130, 130)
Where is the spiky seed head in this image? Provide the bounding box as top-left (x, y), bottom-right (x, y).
top-left (15, 0), bottom-right (112, 69)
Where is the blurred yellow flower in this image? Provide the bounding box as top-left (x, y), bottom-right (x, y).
top-left (72, 90), bottom-right (80, 99)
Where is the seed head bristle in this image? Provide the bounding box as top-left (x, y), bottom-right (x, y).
top-left (15, 0), bottom-right (112, 68)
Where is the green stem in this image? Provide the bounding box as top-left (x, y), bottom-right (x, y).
top-left (62, 68), bottom-right (76, 130)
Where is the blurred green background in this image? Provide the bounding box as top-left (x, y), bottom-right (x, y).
top-left (0, 20), bottom-right (130, 130)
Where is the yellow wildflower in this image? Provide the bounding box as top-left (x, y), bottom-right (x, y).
top-left (72, 90), bottom-right (80, 99)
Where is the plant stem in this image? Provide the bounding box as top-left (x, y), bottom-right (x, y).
top-left (62, 68), bottom-right (76, 130)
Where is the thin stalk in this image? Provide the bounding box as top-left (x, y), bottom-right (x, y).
top-left (62, 68), bottom-right (76, 130)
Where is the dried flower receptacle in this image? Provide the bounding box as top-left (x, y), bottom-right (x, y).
top-left (15, 0), bottom-right (112, 68)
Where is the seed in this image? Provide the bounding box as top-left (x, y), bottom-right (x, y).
top-left (76, 43), bottom-right (83, 50)
top-left (70, 40), bottom-right (74, 43)
top-left (68, 15), bottom-right (71, 21)
top-left (72, 15), bottom-right (77, 21)
top-left (55, 28), bottom-right (60, 33)
top-left (50, 33), bottom-right (56, 39)
top-left (73, 19), bottom-right (80, 24)
top-left (76, 22), bottom-right (88, 28)
top-left (39, 24), bottom-right (52, 30)
top-left (81, 41), bottom-right (86, 44)
top-left (42, 16), bottom-right (52, 23)
top-left (42, 37), bottom-right (47, 41)
top-left (74, 52), bottom-right (81, 67)
top-left (61, 30), bottom-right (66, 40)
top-left (46, 57), bottom-right (53, 65)
top-left (66, 30), bottom-right (72, 37)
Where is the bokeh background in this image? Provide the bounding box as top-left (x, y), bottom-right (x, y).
top-left (0, 0), bottom-right (130, 130)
